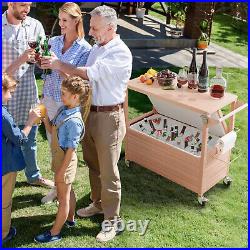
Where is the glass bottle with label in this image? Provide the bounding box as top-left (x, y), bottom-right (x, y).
top-left (176, 125), bottom-right (187, 147)
top-left (198, 50), bottom-right (209, 93)
top-left (42, 36), bottom-right (52, 75)
top-left (188, 48), bottom-right (198, 89)
top-left (209, 67), bottom-right (227, 98)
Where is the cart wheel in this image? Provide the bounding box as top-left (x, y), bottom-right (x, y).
top-left (223, 176), bottom-right (232, 187)
top-left (125, 159), bottom-right (130, 167)
top-left (198, 196), bottom-right (209, 206)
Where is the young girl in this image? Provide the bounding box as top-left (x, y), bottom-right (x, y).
top-left (2, 73), bottom-right (40, 244)
top-left (34, 76), bottom-right (91, 243)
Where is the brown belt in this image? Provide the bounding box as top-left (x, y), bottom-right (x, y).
top-left (90, 103), bottom-right (124, 112)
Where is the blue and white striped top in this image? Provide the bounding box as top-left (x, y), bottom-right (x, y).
top-left (43, 35), bottom-right (91, 102)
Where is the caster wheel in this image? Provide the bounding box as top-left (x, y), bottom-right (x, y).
top-left (223, 176), bottom-right (232, 187)
top-left (125, 159), bottom-right (130, 167)
top-left (198, 196), bottom-right (209, 206)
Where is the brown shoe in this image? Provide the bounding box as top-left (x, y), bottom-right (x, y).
top-left (28, 177), bottom-right (54, 189)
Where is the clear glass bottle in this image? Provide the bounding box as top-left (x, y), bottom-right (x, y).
top-left (209, 67), bottom-right (227, 98)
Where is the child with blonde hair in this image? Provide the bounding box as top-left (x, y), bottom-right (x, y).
top-left (2, 73), bottom-right (40, 244)
top-left (34, 76), bottom-right (91, 243)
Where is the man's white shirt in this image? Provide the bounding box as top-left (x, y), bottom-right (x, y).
top-left (86, 35), bottom-right (132, 106)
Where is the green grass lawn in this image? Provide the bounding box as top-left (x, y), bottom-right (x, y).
top-left (4, 67), bottom-right (248, 248)
top-left (211, 14), bottom-right (248, 56)
top-left (149, 3), bottom-right (248, 56)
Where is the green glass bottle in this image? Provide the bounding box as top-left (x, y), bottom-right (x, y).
top-left (35, 35), bottom-right (42, 62)
top-left (42, 36), bottom-right (52, 75)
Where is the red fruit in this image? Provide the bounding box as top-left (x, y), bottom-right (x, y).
top-left (139, 75), bottom-right (147, 83)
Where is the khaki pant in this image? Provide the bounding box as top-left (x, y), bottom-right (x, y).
top-left (51, 125), bottom-right (78, 185)
top-left (2, 172), bottom-right (17, 240)
top-left (82, 108), bottom-right (126, 219)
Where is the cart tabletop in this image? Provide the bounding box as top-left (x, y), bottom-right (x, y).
top-left (128, 78), bottom-right (238, 114)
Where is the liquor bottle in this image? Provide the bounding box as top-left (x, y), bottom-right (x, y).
top-left (42, 36), bottom-right (52, 75)
top-left (163, 119), bottom-right (168, 130)
top-left (188, 48), bottom-right (198, 89)
top-left (209, 67), bottom-right (227, 99)
top-left (184, 134), bottom-right (193, 148)
top-left (198, 50), bottom-right (209, 93)
top-left (176, 125), bottom-right (187, 146)
top-left (194, 131), bottom-right (200, 141)
top-left (174, 126), bottom-right (179, 139)
top-left (180, 125), bottom-right (187, 136)
top-left (170, 127), bottom-right (175, 141)
top-left (35, 35), bottom-right (42, 63)
top-left (189, 48), bottom-right (198, 74)
top-left (149, 120), bottom-right (156, 133)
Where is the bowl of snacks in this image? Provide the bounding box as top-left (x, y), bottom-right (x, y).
top-left (156, 70), bottom-right (177, 89)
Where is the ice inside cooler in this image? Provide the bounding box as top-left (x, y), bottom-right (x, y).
top-left (129, 95), bottom-right (226, 157)
top-left (130, 113), bottom-right (219, 157)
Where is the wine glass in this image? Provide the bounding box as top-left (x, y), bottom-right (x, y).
top-left (177, 67), bottom-right (188, 97)
top-left (187, 72), bottom-right (198, 90)
top-left (27, 39), bottom-right (37, 64)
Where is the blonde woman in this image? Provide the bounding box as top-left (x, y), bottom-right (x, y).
top-left (41, 2), bottom-right (91, 204)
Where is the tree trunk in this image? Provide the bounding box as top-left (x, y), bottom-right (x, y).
top-left (183, 2), bottom-right (215, 42)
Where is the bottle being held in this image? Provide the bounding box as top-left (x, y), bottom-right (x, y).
top-left (188, 48), bottom-right (198, 89)
top-left (42, 36), bottom-right (52, 75)
top-left (35, 35), bottom-right (42, 64)
top-left (198, 50), bottom-right (209, 93)
top-left (210, 67), bottom-right (227, 99)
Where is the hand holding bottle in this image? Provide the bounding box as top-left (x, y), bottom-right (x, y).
top-left (40, 52), bottom-right (58, 70)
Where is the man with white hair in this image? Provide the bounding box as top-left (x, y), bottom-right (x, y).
top-left (41, 5), bottom-right (132, 242)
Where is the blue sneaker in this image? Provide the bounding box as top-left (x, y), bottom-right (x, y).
top-left (34, 231), bottom-right (62, 243)
top-left (65, 220), bottom-right (76, 228)
top-left (2, 226), bottom-right (16, 244)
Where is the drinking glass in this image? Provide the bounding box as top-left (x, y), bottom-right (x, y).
top-left (27, 40), bottom-right (37, 64)
top-left (30, 102), bottom-right (46, 125)
top-left (187, 72), bottom-right (198, 89)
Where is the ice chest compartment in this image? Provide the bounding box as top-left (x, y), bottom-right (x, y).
top-left (126, 96), bottom-right (238, 196)
top-left (130, 113), bottom-right (219, 157)
top-left (129, 95), bottom-right (228, 158)
top-left (148, 96), bottom-right (226, 137)
top-left (127, 110), bottom-right (232, 195)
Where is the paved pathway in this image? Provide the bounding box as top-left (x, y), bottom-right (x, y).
top-left (115, 15), bottom-right (248, 70)
top-left (131, 43), bottom-right (248, 70)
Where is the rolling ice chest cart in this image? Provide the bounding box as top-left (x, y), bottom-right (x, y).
top-left (124, 78), bottom-right (247, 205)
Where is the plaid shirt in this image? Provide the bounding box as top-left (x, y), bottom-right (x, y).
top-left (2, 11), bottom-right (45, 125)
top-left (42, 35), bottom-right (91, 102)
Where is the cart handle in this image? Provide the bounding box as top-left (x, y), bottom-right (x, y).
top-left (208, 101), bottom-right (248, 127)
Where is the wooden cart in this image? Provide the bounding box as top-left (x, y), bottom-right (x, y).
top-left (124, 78), bottom-right (247, 205)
